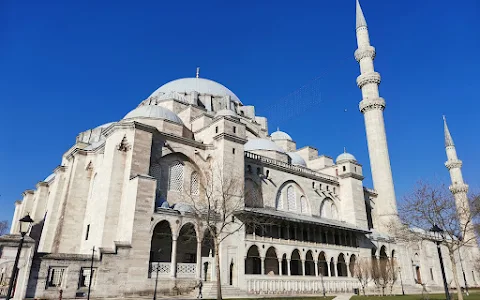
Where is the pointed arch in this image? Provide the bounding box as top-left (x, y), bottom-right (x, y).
top-left (305, 250), bottom-right (315, 276)
top-left (290, 249), bottom-right (302, 275)
top-left (337, 253), bottom-right (347, 277)
top-left (264, 247), bottom-right (279, 275)
top-left (300, 196), bottom-right (310, 214)
top-left (349, 254), bottom-right (357, 277)
top-left (150, 220), bottom-right (172, 263)
top-left (320, 198), bottom-right (339, 220)
top-left (318, 252), bottom-right (328, 276)
top-left (245, 245), bottom-right (261, 274)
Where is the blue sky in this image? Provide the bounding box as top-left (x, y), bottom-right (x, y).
top-left (1, 0), bottom-right (479, 225)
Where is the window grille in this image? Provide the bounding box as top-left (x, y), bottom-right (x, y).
top-left (47, 267), bottom-right (66, 287)
top-left (80, 268), bottom-right (96, 288)
top-left (287, 186), bottom-right (296, 211)
top-left (300, 196), bottom-right (308, 214)
top-left (276, 192), bottom-right (284, 210)
top-left (168, 161), bottom-right (184, 192)
top-left (190, 172), bottom-right (199, 195)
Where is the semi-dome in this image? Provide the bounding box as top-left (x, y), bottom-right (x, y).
top-left (244, 139), bottom-right (286, 153)
top-left (123, 105), bottom-right (184, 125)
top-left (271, 130), bottom-right (292, 141)
top-left (150, 78), bottom-right (242, 104)
top-left (336, 152), bottom-right (357, 163)
top-left (287, 152), bottom-right (307, 167)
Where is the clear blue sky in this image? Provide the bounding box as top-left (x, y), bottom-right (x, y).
top-left (1, 0), bottom-right (479, 225)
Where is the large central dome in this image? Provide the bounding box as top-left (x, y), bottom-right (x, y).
top-left (149, 78), bottom-right (242, 104)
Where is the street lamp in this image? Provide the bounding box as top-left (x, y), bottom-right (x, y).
top-left (6, 214), bottom-right (34, 300)
top-left (151, 249), bottom-right (162, 300)
top-left (398, 266), bottom-right (405, 295)
top-left (430, 224), bottom-right (451, 300)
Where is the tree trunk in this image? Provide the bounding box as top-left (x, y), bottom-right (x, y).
top-left (214, 238), bottom-right (222, 300)
top-left (449, 251), bottom-right (463, 300)
top-left (362, 286), bottom-right (365, 296)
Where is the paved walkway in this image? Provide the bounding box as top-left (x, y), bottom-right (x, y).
top-left (332, 293), bottom-right (354, 300)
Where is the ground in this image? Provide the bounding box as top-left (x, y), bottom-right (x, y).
top-left (351, 292), bottom-right (480, 300)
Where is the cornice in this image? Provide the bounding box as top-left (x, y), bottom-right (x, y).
top-left (53, 165), bottom-right (67, 174)
top-left (22, 190), bottom-right (34, 197)
top-left (449, 183), bottom-right (469, 194)
top-left (213, 133), bottom-right (248, 145)
top-left (359, 97), bottom-right (386, 113)
top-left (36, 181), bottom-right (49, 188)
top-left (338, 172), bottom-right (364, 181)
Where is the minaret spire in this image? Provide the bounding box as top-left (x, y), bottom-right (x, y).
top-left (356, 0), bottom-right (367, 29)
top-left (354, 0), bottom-right (398, 231)
top-left (443, 117), bottom-right (474, 242)
top-left (443, 115), bottom-right (454, 147)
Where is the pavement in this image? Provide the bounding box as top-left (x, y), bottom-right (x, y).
top-left (331, 293), bottom-right (354, 300)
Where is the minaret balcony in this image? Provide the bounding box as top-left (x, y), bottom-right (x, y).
top-left (356, 72), bottom-right (381, 89)
top-left (359, 97), bottom-right (385, 113)
top-left (445, 159), bottom-right (462, 170)
top-left (354, 46), bottom-right (376, 62)
top-left (449, 183), bottom-right (469, 194)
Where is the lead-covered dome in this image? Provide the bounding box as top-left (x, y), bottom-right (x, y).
top-left (150, 78), bottom-right (242, 104)
top-left (244, 139), bottom-right (286, 153)
top-left (287, 152), bottom-right (307, 167)
top-left (123, 105), bottom-right (183, 125)
top-left (271, 130), bottom-right (292, 141)
top-left (336, 152), bottom-right (357, 163)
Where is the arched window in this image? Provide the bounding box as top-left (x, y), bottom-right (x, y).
top-left (287, 186), bottom-right (296, 211)
top-left (190, 172), bottom-right (199, 195)
top-left (320, 198), bottom-right (338, 220)
top-left (300, 196), bottom-right (309, 214)
top-left (276, 191), bottom-right (284, 210)
top-left (168, 161), bottom-right (184, 192)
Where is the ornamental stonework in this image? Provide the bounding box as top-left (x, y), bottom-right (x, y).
top-left (359, 97), bottom-right (386, 113)
top-left (445, 159), bottom-right (462, 170)
top-left (354, 46), bottom-right (376, 62)
top-left (357, 72), bottom-right (381, 89)
top-left (449, 183), bottom-right (469, 194)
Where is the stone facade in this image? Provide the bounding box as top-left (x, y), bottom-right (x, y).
top-left (0, 1), bottom-right (478, 299)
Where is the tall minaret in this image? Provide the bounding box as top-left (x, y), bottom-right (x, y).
top-left (355, 0), bottom-right (398, 230)
top-left (443, 116), bottom-right (474, 242)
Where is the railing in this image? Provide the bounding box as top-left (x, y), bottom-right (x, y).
top-left (176, 263), bottom-right (196, 278)
top-left (245, 152), bottom-right (338, 183)
top-left (149, 262), bottom-right (196, 278)
top-left (245, 276), bottom-right (359, 294)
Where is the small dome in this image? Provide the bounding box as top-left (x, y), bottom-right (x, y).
top-left (123, 105), bottom-right (184, 125)
top-left (172, 203), bottom-right (194, 213)
top-left (271, 130), bottom-right (292, 141)
top-left (336, 152), bottom-right (357, 163)
top-left (215, 109), bottom-right (237, 118)
top-left (287, 152), bottom-right (307, 167)
top-left (150, 78), bottom-right (242, 104)
top-left (244, 139), bottom-right (286, 153)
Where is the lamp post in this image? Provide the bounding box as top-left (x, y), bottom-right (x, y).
top-left (6, 214), bottom-right (34, 300)
top-left (430, 224), bottom-right (451, 300)
top-left (152, 249), bottom-right (162, 300)
top-left (398, 266), bottom-right (405, 295)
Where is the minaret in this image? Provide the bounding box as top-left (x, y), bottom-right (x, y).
top-left (443, 116), bottom-right (474, 242)
top-left (355, 0), bottom-right (398, 230)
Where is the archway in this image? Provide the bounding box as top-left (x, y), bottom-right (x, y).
top-left (337, 253), bottom-right (348, 277)
top-left (290, 249), bottom-right (302, 275)
top-left (264, 247), bottom-right (279, 275)
top-left (281, 254), bottom-right (288, 275)
top-left (318, 252), bottom-right (329, 276)
top-left (349, 254), bottom-right (356, 277)
top-left (177, 223), bottom-right (197, 263)
top-left (330, 258), bottom-right (336, 277)
top-left (245, 245), bottom-right (261, 274)
top-left (150, 220), bottom-right (172, 263)
top-left (201, 228), bottom-right (215, 257)
top-left (305, 250), bottom-right (315, 276)
top-left (379, 246), bottom-right (388, 274)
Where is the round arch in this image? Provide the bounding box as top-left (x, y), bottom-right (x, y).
top-left (275, 180), bottom-right (308, 213)
top-left (264, 247), bottom-right (279, 275)
top-left (318, 252), bottom-right (329, 276)
top-left (290, 249), bottom-right (302, 276)
top-left (305, 250), bottom-right (315, 276)
top-left (177, 223), bottom-right (197, 263)
top-left (337, 253), bottom-right (348, 277)
top-left (245, 245), bottom-right (261, 274)
top-left (150, 220), bottom-right (172, 263)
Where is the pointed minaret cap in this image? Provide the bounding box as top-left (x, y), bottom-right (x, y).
top-left (443, 115), bottom-right (455, 147)
top-left (356, 0), bottom-right (368, 29)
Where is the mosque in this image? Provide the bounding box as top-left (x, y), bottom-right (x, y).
top-left (0, 1), bottom-right (478, 299)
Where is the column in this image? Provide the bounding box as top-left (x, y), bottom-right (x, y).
top-left (314, 260), bottom-right (319, 277)
top-left (326, 259), bottom-right (330, 277)
top-left (287, 259), bottom-right (291, 276)
top-left (170, 236), bottom-right (178, 278)
top-left (278, 259), bottom-right (283, 276)
top-left (301, 260), bottom-right (306, 276)
top-left (334, 259), bottom-right (338, 277)
top-left (261, 257), bottom-right (265, 275)
top-left (196, 241), bottom-right (202, 279)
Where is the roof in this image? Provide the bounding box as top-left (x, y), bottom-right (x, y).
top-left (244, 139), bottom-right (286, 153)
top-left (287, 152), bottom-right (307, 167)
top-left (123, 105), bottom-right (184, 125)
top-left (271, 130), bottom-right (292, 141)
top-left (336, 152), bottom-right (357, 163)
top-left (240, 207), bottom-right (370, 233)
top-left (356, 0), bottom-right (368, 29)
top-left (149, 77), bottom-right (242, 104)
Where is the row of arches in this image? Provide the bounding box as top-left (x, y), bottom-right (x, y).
top-left (245, 245), bottom-right (356, 277)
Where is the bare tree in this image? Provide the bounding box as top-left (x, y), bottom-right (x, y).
top-left (393, 181), bottom-right (480, 300)
top-left (388, 260), bottom-right (398, 295)
top-left (185, 162), bottom-right (269, 300)
top-left (353, 257), bottom-right (372, 296)
top-left (0, 221), bottom-right (8, 236)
